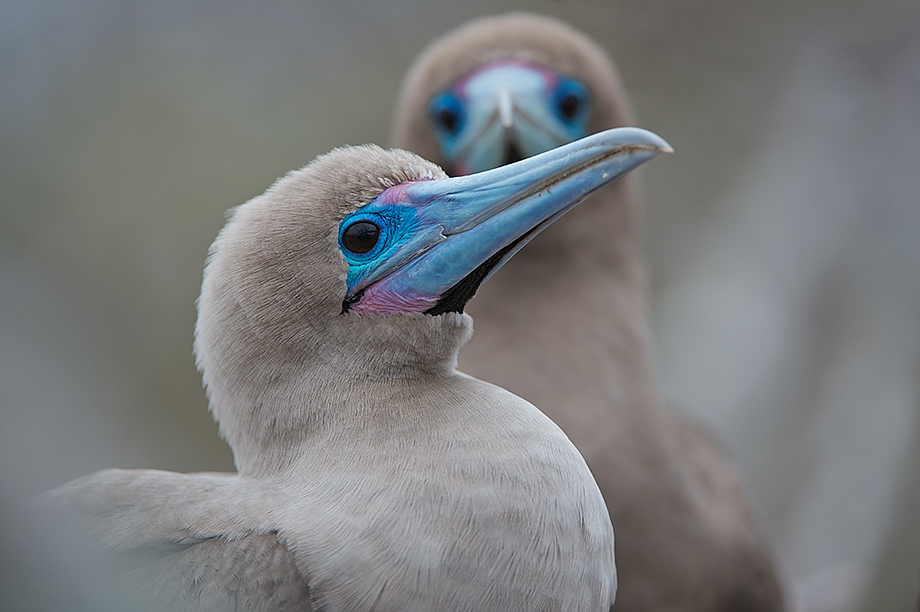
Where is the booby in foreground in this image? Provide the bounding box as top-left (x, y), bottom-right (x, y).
top-left (392, 13), bottom-right (787, 612)
top-left (43, 128), bottom-right (670, 611)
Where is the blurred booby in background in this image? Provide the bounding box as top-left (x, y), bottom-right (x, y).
top-left (43, 129), bottom-right (669, 611)
top-left (392, 13), bottom-right (786, 611)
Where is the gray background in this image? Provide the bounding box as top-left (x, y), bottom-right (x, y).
top-left (2, 1), bottom-right (918, 610)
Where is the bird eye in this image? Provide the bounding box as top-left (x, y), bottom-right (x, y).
top-left (428, 92), bottom-right (465, 137)
top-left (341, 221), bottom-right (380, 254)
top-left (554, 78), bottom-right (590, 125)
top-left (439, 108), bottom-right (458, 133)
top-left (559, 92), bottom-right (580, 120)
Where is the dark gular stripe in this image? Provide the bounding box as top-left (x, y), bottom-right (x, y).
top-left (424, 236), bottom-right (524, 316)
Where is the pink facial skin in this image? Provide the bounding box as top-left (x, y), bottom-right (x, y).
top-left (348, 282), bottom-right (437, 314)
top-left (452, 59), bottom-right (558, 93)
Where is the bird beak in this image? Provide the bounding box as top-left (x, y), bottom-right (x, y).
top-left (497, 88), bottom-right (515, 129)
top-left (344, 127), bottom-right (672, 315)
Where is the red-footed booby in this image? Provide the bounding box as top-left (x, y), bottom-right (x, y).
top-left (391, 13), bottom-right (786, 612)
top-left (42, 128), bottom-right (670, 611)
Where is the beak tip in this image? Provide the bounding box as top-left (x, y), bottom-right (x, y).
top-left (598, 127), bottom-right (673, 158)
top-left (638, 130), bottom-right (673, 155)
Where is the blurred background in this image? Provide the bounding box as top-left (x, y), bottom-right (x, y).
top-left (1, 0), bottom-right (918, 610)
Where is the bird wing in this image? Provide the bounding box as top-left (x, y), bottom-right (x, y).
top-left (41, 468), bottom-right (313, 612)
top-left (119, 530), bottom-right (312, 612)
top-left (667, 407), bottom-right (761, 535)
top-left (668, 406), bottom-right (786, 609)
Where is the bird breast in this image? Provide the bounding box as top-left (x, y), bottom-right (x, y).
top-left (277, 375), bottom-right (616, 612)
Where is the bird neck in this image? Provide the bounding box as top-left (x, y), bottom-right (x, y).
top-left (460, 178), bottom-right (665, 450)
top-left (202, 311), bottom-right (474, 478)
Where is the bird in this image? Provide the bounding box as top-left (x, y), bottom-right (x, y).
top-left (391, 12), bottom-right (787, 612)
top-left (41, 128), bottom-right (671, 611)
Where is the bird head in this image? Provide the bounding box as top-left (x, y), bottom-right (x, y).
top-left (194, 128), bottom-right (669, 473)
top-left (392, 12), bottom-right (634, 176)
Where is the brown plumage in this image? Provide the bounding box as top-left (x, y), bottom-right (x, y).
top-left (391, 13), bottom-right (787, 611)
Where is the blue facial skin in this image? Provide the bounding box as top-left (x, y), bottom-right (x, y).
top-left (428, 61), bottom-right (592, 175)
top-left (337, 199), bottom-right (439, 299)
top-left (336, 128), bottom-right (672, 314)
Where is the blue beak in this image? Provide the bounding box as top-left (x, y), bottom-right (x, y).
top-left (339, 127), bottom-right (671, 315)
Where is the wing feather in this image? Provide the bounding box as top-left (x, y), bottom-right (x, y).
top-left (41, 468), bottom-right (314, 612)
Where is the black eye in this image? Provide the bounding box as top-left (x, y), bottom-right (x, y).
top-left (439, 108), bottom-right (458, 133)
top-left (428, 92), bottom-right (465, 137)
top-left (341, 221), bottom-right (380, 254)
top-left (559, 92), bottom-right (580, 120)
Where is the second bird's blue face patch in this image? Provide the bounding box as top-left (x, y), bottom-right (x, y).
top-left (428, 60), bottom-right (592, 175)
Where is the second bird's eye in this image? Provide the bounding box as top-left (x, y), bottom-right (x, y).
top-left (341, 221), bottom-right (380, 254)
top-left (439, 108), bottom-right (458, 133)
top-left (554, 78), bottom-right (591, 126)
top-left (428, 92), bottom-right (465, 137)
top-left (559, 93), bottom-right (580, 120)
